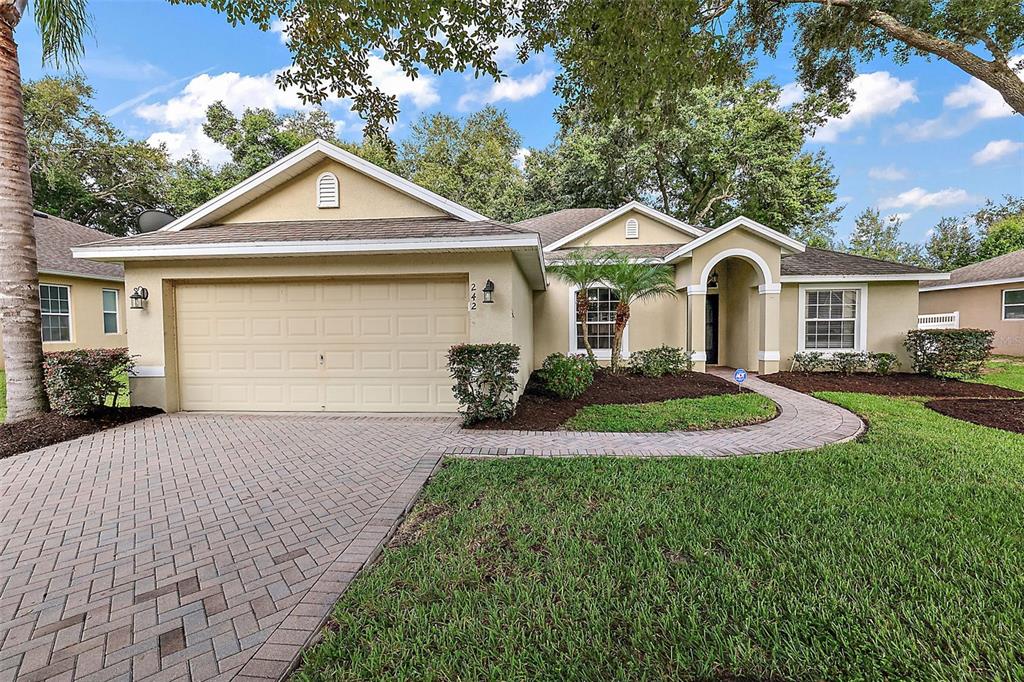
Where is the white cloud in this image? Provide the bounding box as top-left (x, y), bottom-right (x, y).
top-left (813, 71), bottom-right (917, 142)
top-left (888, 212), bottom-right (912, 223)
top-left (513, 147), bottom-right (530, 169)
top-left (971, 138), bottom-right (1024, 165)
top-left (270, 19), bottom-right (290, 45)
top-left (878, 187), bottom-right (973, 211)
top-left (777, 82), bottom-right (805, 108)
top-left (868, 165), bottom-right (908, 181)
top-left (82, 54), bottom-right (165, 82)
top-left (458, 69), bottom-right (552, 110)
top-left (147, 127), bottom-right (231, 164)
top-left (944, 57), bottom-right (1020, 120)
top-left (366, 57), bottom-right (440, 109)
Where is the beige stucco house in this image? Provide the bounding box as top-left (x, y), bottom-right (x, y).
top-left (0, 212), bottom-right (127, 370)
top-left (74, 140), bottom-right (946, 413)
top-left (919, 249), bottom-right (1024, 355)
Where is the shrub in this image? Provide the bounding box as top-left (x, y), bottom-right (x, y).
top-left (904, 328), bottom-right (995, 377)
top-left (43, 348), bottom-right (135, 416)
top-left (628, 346), bottom-right (693, 377)
top-left (828, 351), bottom-right (868, 375)
top-left (868, 352), bottom-right (900, 376)
top-left (540, 353), bottom-right (594, 399)
top-left (791, 352), bottom-right (826, 372)
top-left (447, 343), bottom-right (520, 425)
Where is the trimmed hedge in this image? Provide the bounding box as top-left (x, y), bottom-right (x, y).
top-left (447, 343), bottom-right (520, 425)
top-left (540, 353), bottom-right (594, 399)
top-left (628, 346), bottom-right (693, 377)
top-left (791, 352), bottom-right (827, 372)
top-left (828, 351), bottom-right (868, 375)
top-left (905, 328), bottom-right (994, 377)
top-left (868, 352), bottom-right (900, 376)
top-left (43, 348), bottom-right (135, 416)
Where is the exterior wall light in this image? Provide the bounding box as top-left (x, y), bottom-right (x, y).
top-left (482, 279), bottom-right (495, 304)
top-left (708, 271), bottom-right (719, 289)
top-left (129, 286), bottom-right (149, 310)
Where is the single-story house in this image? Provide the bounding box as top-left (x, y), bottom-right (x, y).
top-left (0, 212), bottom-right (127, 370)
top-left (74, 139), bottom-right (947, 413)
top-left (919, 249), bottom-right (1024, 355)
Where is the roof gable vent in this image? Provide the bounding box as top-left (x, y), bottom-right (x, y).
top-left (317, 172), bottom-right (339, 208)
top-left (625, 217), bottom-right (639, 239)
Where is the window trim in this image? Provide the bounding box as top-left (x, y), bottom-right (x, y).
top-left (568, 284), bottom-right (628, 360)
top-left (1003, 287), bottom-right (1024, 322)
top-left (102, 288), bottom-right (120, 335)
top-left (39, 283), bottom-right (73, 343)
top-left (797, 283), bottom-right (868, 354)
top-left (316, 171), bottom-right (340, 208)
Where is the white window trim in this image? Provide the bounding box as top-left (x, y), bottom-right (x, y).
top-left (316, 171), bottom-right (339, 208)
top-left (797, 283), bottom-right (868, 354)
top-left (1003, 287), bottom-right (1024, 322)
top-left (568, 284), bottom-right (629, 360)
top-left (40, 283), bottom-right (73, 343)
top-left (102, 288), bottom-right (120, 335)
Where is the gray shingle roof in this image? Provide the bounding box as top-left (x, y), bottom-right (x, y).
top-left (546, 243), bottom-right (687, 262)
top-left (781, 247), bottom-right (938, 277)
top-left (514, 208), bottom-right (613, 246)
top-left (35, 211), bottom-right (123, 280)
top-left (920, 249), bottom-right (1024, 288)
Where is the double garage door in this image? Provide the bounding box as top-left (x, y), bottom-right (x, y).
top-left (175, 277), bottom-right (468, 412)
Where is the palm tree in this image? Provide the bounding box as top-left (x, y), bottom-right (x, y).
top-left (0, 0), bottom-right (88, 422)
top-left (548, 248), bottom-right (613, 366)
top-left (602, 253), bottom-right (677, 372)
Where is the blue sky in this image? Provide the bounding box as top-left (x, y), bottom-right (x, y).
top-left (16, 1), bottom-right (1023, 242)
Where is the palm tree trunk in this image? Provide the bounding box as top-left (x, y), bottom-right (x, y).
top-left (576, 288), bottom-right (597, 366)
top-left (0, 10), bottom-right (48, 422)
top-left (610, 303), bottom-right (630, 372)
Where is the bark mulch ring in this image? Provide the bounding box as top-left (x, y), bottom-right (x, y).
top-left (0, 406), bottom-right (163, 460)
top-left (469, 369), bottom-right (741, 431)
top-left (925, 399), bottom-right (1024, 435)
top-left (760, 372), bottom-right (1024, 398)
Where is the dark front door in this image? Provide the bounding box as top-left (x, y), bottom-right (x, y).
top-left (705, 294), bottom-right (719, 365)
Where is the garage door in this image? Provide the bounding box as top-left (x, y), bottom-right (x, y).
top-left (175, 277), bottom-right (468, 411)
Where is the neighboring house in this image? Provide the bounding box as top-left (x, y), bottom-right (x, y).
top-left (919, 249), bottom-right (1024, 356)
top-left (0, 212), bottom-right (127, 370)
top-left (74, 140), bottom-right (947, 414)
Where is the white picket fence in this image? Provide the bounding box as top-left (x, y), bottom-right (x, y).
top-left (918, 311), bottom-right (959, 329)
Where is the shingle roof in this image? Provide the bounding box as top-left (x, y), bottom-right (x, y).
top-left (545, 243), bottom-right (687, 262)
top-left (920, 249), bottom-right (1024, 288)
top-left (781, 247), bottom-right (938, 277)
top-left (35, 211), bottom-right (123, 280)
top-left (514, 208), bottom-right (613, 246)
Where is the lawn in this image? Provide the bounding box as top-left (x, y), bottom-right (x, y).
top-left (563, 392), bottom-right (776, 432)
top-left (974, 356), bottom-right (1024, 392)
top-left (296, 393), bottom-right (1024, 680)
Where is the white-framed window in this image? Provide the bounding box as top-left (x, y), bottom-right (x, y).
top-left (317, 171), bottom-right (339, 208)
top-left (102, 288), bottom-right (119, 334)
top-left (1004, 288), bottom-right (1024, 321)
top-left (797, 284), bottom-right (868, 353)
top-left (40, 283), bottom-right (71, 342)
top-left (625, 217), bottom-right (639, 239)
top-left (569, 286), bottom-right (627, 359)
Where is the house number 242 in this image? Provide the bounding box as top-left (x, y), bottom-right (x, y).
top-left (469, 282), bottom-right (477, 310)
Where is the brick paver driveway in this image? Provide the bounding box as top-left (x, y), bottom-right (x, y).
top-left (0, 376), bottom-right (861, 681)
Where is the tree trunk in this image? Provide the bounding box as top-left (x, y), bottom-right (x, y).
top-left (0, 11), bottom-right (48, 422)
top-left (576, 288), bottom-right (597, 366)
top-left (610, 302), bottom-right (630, 373)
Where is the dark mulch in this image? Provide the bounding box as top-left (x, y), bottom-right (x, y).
top-left (0, 406), bottom-right (163, 460)
top-left (470, 369), bottom-right (740, 431)
top-left (925, 398), bottom-right (1024, 435)
top-left (761, 372), bottom-right (1024, 398)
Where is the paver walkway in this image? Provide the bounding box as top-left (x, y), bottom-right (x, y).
top-left (0, 376), bottom-right (860, 681)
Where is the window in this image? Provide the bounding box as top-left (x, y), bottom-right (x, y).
top-left (571, 287), bottom-right (623, 357)
top-left (802, 288), bottom-right (862, 351)
top-left (102, 289), bottom-right (119, 334)
top-left (40, 284), bottom-right (71, 342)
top-left (625, 218), bottom-right (639, 239)
top-left (1004, 289), bottom-right (1024, 320)
top-left (317, 172), bottom-right (339, 208)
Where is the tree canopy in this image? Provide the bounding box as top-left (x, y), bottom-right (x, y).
top-left (845, 208), bottom-right (925, 265)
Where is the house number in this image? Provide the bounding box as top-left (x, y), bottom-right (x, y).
top-left (469, 282), bottom-right (477, 310)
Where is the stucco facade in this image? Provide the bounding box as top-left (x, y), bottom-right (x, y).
top-left (920, 283), bottom-right (1024, 356)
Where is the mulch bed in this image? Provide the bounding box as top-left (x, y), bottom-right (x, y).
top-left (925, 399), bottom-right (1024, 435)
top-left (760, 372), bottom-right (1024, 398)
top-left (0, 406), bottom-right (163, 460)
top-left (470, 369), bottom-right (740, 431)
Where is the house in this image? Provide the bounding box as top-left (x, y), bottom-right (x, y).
top-left (74, 140), bottom-right (947, 413)
top-left (919, 249), bottom-right (1024, 355)
top-left (0, 212), bottom-right (127, 370)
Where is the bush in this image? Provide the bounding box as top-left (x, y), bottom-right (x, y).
top-left (904, 329), bottom-right (994, 377)
top-left (791, 352), bottom-right (827, 372)
top-left (868, 352), bottom-right (900, 376)
top-left (447, 343), bottom-right (520, 425)
top-left (828, 351), bottom-right (868, 375)
top-left (628, 346), bottom-right (693, 377)
top-left (43, 348), bottom-right (135, 416)
top-left (540, 353), bottom-right (594, 399)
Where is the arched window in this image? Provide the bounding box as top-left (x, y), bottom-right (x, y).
top-left (317, 172), bottom-right (339, 208)
top-left (625, 217), bottom-right (639, 239)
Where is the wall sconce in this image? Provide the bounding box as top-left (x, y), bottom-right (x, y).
top-left (482, 279), bottom-right (495, 304)
top-left (129, 286), bottom-right (149, 310)
top-left (708, 271), bottom-right (719, 289)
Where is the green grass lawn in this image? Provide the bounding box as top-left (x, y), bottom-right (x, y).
top-left (974, 356), bottom-right (1024, 392)
top-left (296, 393), bottom-right (1024, 680)
top-left (563, 392), bottom-right (776, 432)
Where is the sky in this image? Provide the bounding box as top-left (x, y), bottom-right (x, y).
top-left (16, 1), bottom-right (1024, 243)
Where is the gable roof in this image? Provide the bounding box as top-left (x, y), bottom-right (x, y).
top-left (539, 202), bottom-right (704, 251)
top-left (34, 211), bottom-right (123, 281)
top-left (781, 247), bottom-right (946, 281)
top-left (920, 249), bottom-right (1024, 290)
top-left (514, 208), bottom-right (613, 246)
top-left (160, 139), bottom-right (488, 232)
top-left (545, 242), bottom-right (687, 262)
top-left (665, 216), bottom-right (805, 262)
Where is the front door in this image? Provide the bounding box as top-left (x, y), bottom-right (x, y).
top-left (705, 294), bottom-right (719, 365)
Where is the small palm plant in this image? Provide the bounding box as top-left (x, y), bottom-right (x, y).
top-left (548, 248), bottom-right (614, 366)
top-left (602, 254), bottom-right (678, 372)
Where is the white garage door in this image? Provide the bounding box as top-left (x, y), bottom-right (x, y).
top-left (175, 277), bottom-right (468, 411)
